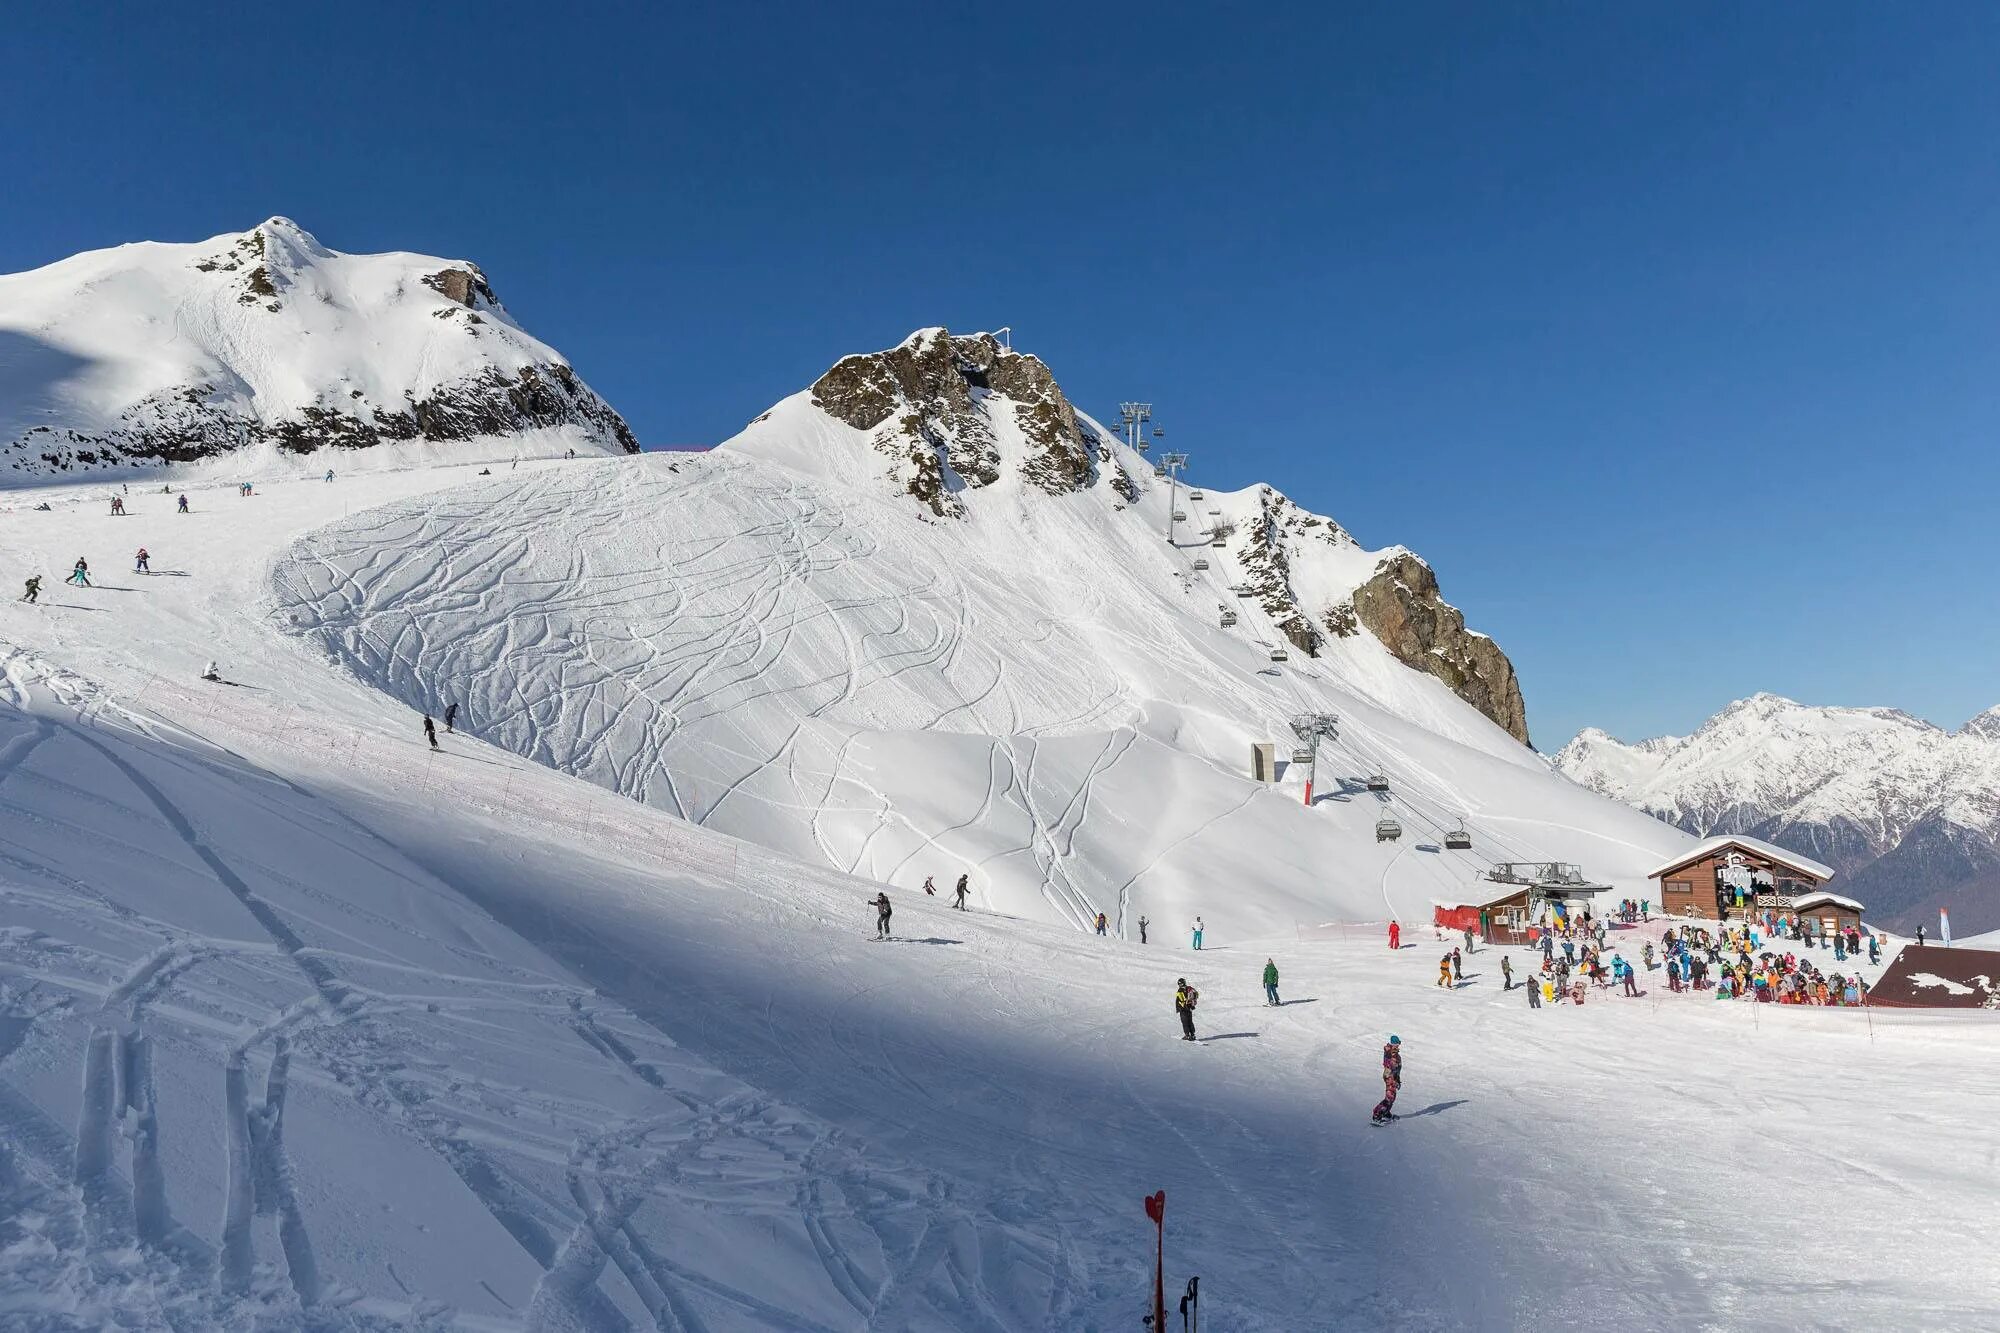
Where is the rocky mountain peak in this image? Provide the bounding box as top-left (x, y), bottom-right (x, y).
top-left (1960, 706), bottom-right (2000, 741)
top-left (1348, 551), bottom-right (1531, 745)
top-left (808, 328), bottom-right (1098, 517)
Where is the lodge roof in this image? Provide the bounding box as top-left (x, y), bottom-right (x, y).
top-left (1648, 835), bottom-right (1836, 885)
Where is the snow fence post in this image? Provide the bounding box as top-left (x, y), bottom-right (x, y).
top-left (1145, 1189), bottom-right (1166, 1329)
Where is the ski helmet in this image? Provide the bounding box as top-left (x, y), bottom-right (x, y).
top-left (1177, 978), bottom-right (1187, 986)
top-left (1388, 1035), bottom-right (1401, 1045)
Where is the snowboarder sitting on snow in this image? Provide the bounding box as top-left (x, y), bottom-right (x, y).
top-left (201, 661), bottom-right (220, 682)
top-left (20, 576), bottom-right (40, 604)
top-left (870, 892), bottom-right (892, 939)
top-left (1175, 979), bottom-right (1199, 1041)
top-left (67, 558), bottom-right (90, 587)
top-left (1371, 1036), bottom-right (1402, 1123)
top-left (1262, 958), bottom-right (1280, 1006)
top-left (423, 715), bottom-right (439, 750)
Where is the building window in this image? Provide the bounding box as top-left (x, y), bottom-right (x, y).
top-left (1666, 880), bottom-right (1692, 897)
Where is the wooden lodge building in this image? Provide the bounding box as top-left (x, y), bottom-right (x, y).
top-left (1647, 836), bottom-right (1860, 929)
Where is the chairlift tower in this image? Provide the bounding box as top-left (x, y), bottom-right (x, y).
top-left (1116, 402), bottom-right (1152, 453)
top-left (1289, 712), bottom-right (1340, 807)
top-left (1159, 451), bottom-right (1189, 542)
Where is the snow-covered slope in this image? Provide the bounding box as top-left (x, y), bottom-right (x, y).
top-left (272, 332), bottom-right (1681, 943)
top-left (1556, 694), bottom-right (2000, 931)
top-left (3, 455), bottom-right (1997, 1326)
top-left (0, 219), bottom-right (636, 480)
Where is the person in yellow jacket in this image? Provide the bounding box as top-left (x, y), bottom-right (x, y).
top-left (1437, 956), bottom-right (1453, 988)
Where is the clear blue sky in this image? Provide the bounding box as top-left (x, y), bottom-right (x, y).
top-left (8, 2), bottom-right (1998, 747)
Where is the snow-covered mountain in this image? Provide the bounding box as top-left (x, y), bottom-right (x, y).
top-left (1554, 693), bottom-right (2000, 932)
top-left (0, 218), bottom-right (636, 478)
top-left (273, 328), bottom-right (1656, 942)
top-left (2, 333), bottom-right (1994, 1326)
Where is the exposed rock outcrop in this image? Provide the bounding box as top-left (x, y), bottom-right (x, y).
top-left (1352, 552), bottom-right (1530, 744)
top-left (810, 329), bottom-right (1096, 516)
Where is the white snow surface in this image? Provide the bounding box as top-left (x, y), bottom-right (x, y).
top-left (1, 458), bottom-right (1997, 1328)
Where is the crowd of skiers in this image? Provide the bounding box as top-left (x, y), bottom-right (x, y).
top-left (1657, 922), bottom-right (1876, 1005)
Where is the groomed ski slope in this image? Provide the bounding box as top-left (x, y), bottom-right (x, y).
top-left (1, 458), bottom-right (1996, 1329)
top-left (270, 442), bottom-right (1689, 943)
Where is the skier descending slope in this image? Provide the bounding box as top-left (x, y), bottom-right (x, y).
top-left (1371, 1036), bottom-right (1403, 1124)
top-left (423, 715), bottom-right (439, 750)
top-left (869, 892), bottom-right (893, 939)
top-left (1174, 979), bottom-right (1199, 1041)
top-left (67, 557), bottom-right (90, 587)
top-left (20, 576), bottom-right (40, 604)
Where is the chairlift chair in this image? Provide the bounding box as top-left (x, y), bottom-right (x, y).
top-left (1235, 587), bottom-right (1254, 598)
top-left (1375, 818), bottom-right (1403, 843)
top-left (1189, 490), bottom-right (1205, 501)
top-left (1210, 534), bottom-right (1226, 548)
top-left (1290, 746), bottom-right (1314, 764)
top-left (1366, 774), bottom-right (1390, 793)
top-left (1444, 823), bottom-right (1473, 851)
top-left (1153, 464), bottom-right (1167, 478)
top-left (1220, 611), bottom-right (1237, 627)
top-left (1153, 427), bottom-right (1164, 437)
top-left (1270, 647), bottom-right (1289, 662)
top-left (1172, 510), bottom-right (1187, 521)
top-left (1192, 558), bottom-right (1209, 570)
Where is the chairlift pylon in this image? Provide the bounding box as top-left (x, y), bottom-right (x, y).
top-left (1375, 817), bottom-right (1403, 843)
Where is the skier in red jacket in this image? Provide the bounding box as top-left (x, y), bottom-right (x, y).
top-left (1387, 920), bottom-right (1401, 950)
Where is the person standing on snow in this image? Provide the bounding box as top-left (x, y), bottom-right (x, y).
top-left (177, 494), bottom-right (190, 513)
top-left (1095, 911), bottom-right (1108, 937)
top-left (444, 702), bottom-right (459, 734)
top-left (423, 715), bottom-right (439, 750)
top-left (1139, 915), bottom-right (1149, 943)
top-left (1262, 958), bottom-right (1280, 1007)
top-left (20, 576), bottom-right (40, 604)
top-left (1371, 1036), bottom-right (1403, 1123)
top-left (952, 874), bottom-right (969, 910)
top-left (1462, 927), bottom-right (1475, 954)
top-left (134, 547), bottom-right (151, 574)
top-left (1388, 920), bottom-right (1401, 950)
top-left (1501, 955), bottom-right (1513, 990)
top-left (1437, 955), bottom-right (1453, 987)
top-left (1620, 957), bottom-right (1639, 997)
top-left (1915, 925), bottom-right (1926, 948)
top-left (1528, 971), bottom-right (1542, 1008)
top-left (1450, 947), bottom-right (1462, 980)
top-left (1174, 978), bottom-right (1199, 1041)
top-left (1191, 917), bottom-right (1205, 950)
top-left (870, 892), bottom-right (893, 939)
top-left (67, 558), bottom-right (90, 588)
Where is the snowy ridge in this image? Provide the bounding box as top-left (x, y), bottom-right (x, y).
top-left (0, 218), bottom-right (636, 479)
top-left (1556, 693), bottom-right (2000, 931)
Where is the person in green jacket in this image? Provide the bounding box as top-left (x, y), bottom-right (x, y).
top-left (1262, 958), bottom-right (1281, 1006)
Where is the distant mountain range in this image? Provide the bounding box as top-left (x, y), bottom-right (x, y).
top-left (1554, 694), bottom-right (2000, 933)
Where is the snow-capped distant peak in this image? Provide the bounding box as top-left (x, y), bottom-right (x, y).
top-left (1555, 694), bottom-right (2000, 932)
top-left (0, 220), bottom-right (637, 478)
